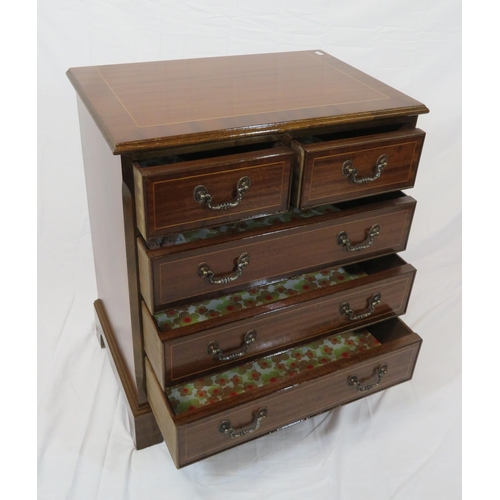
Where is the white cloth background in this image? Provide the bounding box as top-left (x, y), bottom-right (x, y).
top-left (38, 1), bottom-right (461, 498)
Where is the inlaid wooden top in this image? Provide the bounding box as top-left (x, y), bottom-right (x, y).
top-left (67, 50), bottom-right (428, 154)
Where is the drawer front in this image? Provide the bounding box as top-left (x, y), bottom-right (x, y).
top-left (146, 318), bottom-right (422, 468)
top-left (143, 258), bottom-right (416, 387)
top-left (293, 129), bottom-right (425, 208)
top-left (139, 196), bottom-right (416, 312)
top-left (134, 146), bottom-right (293, 239)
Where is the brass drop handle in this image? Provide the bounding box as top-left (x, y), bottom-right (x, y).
top-left (219, 408), bottom-right (268, 438)
top-left (207, 330), bottom-right (257, 361)
top-left (342, 154), bottom-right (388, 184)
top-left (337, 224), bottom-right (380, 252)
top-left (193, 176), bottom-right (251, 210)
top-left (348, 364), bottom-right (388, 392)
top-left (340, 293), bottom-right (382, 321)
top-left (198, 252), bottom-right (250, 284)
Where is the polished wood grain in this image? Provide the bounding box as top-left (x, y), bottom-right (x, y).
top-left (66, 51), bottom-right (428, 154)
top-left (137, 239), bottom-right (154, 317)
top-left (69, 51), bottom-right (428, 460)
top-left (146, 317), bottom-right (422, 468)
top-left (143, 255), bottom-right (416, 389)
top-left (292, 128), bottom-right (426, 208)
top-left (133, 144), bottom-right (293, 239)
top-left (283, 115), bottom-right (419, 144)
top-left (95, 300), bottom-right (163, 449)
top-left (146, 358), bottom-right (181, 467)
top-left (142, 301), bottom-right (166, 392)
top-left (78, 98), bottom-right (147, 405)
top-left (138, 193), bottom-right (416, 313)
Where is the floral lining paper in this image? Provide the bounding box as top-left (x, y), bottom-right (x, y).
top-left (167, 329), bottom-right (381, 415)
top-left (146, 205), bottom-right (340, 249)
top-left (154, 265), bottom-right (368, 332)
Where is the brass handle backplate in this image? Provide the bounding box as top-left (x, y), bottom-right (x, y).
top-left (337, 224), bottom-right (380, 252)
top-left (340, 293), bottom-right (382, 321)
top-left (218, 408), bottom-right (268, 438)
top-left (207, 330), bottom-right (257, 362)
top-left (198, 252), bottom-right (250, 285)
top-left (193, 176), bottom-right (251, 210)
top-left (348, 364), bottom-right (388, 392)
top-left (342, 154), bottom-right (388, 184)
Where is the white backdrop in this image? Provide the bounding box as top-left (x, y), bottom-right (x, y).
top-left (38, 1), bottom-right (461, 499)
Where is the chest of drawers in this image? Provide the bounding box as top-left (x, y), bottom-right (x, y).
top-left (67, 50), bottom-right (428, 468)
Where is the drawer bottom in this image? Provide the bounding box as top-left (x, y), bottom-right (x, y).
top-left (146, 317), bottom-right (421, 468)
top-left (166, 328), bottom-right (381, 415)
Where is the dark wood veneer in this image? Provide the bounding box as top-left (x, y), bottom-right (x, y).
top-left (95, 300), bottom-right (163, 449)
top-left (78, 98), bottom-right (147, 405)
top-left (139, 193), bottom-right (416, 312)
top-left (133, 145), bottom-right (293, 239)
top-left (68, 51), bottom-right (427, 466)
top-left (143, 255), bottom-right (416, 389)
top-left (292, 128), bottom-right (426, 207)
top-left (67, 51), bottom-right (428, 154)
top-left (146, 317), bottom-right (421, 468)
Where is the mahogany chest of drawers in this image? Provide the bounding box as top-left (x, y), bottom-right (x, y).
top-left (67, 50), bottom-right (428, 468)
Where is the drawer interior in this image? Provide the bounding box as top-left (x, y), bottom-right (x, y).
top-left (153, 263), bottom-right (367, 332)
top-left (167, 328), bottom-right (380, 415)
top-left (294, 123), bottom-right (406, 146)
top-left (145, 204), bottom-right (340, 249)
top-left (162, 317), bottom-right (418, 419)
top-left (137, 141), bottom-right (284, 168)
top-left (153, 254), bottom-right (408, 334)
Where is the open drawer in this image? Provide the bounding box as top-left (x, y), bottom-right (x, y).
top-left (138, 192), bottom-right (416, 313)
top-left (133, 142), bottom-right (293, 239)
top-left (144, 254), bottom-right (416, 389)
top-left (291, 128), bottom-right (425, 208)
top-left (146, 317), bottom-right (422, 468)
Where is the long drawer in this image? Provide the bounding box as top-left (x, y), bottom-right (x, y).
top-left (138, 192), bottom-right (416, 313)
top-left (144, 254), bottom-right (416, 389)
top-left (291, 128), bottom-right (425, 208)
top-left (133, 142), bottom-right (294, 239)
top-left (146, 317), bottom-right (422, 468)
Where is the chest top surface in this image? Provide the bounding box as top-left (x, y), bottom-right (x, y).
top-left (67, 50), bottom-right (428, 154)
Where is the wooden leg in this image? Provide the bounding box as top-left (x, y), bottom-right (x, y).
top-left (94, 299), bottom-right (163, 449)
top-left (96, 329), bottom-right (106, 349)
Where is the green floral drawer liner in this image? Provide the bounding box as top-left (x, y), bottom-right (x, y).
top-left (154, 265), bottom-right (367, 331)
top-left (146, 205), bottom-right (340, 249)
top-left (167, 329), bottom-right (380, 415)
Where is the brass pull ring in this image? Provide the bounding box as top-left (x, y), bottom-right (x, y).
top-left (207, 330), bottom-right (257, 361)
top-left (193, 176), bottom-right (251, 210)
top-left (348, 364), bottom-right (388, 392)
top-left (337, 224), bottom-right (380, 252)
top-left (340, 293), bottom-right (382, 321)
top-left (342, 154), bottom-right (388, 184)
top-left (198, 252), bottom-right (250, 284)
top-left (218, 408), bottom-right (268, 438)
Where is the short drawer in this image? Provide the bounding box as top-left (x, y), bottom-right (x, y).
top-left (138, 192), bottom-right (416, 313)
top-left (133, 143), bottom-right (293, 239)
top-left (146, 317), bottom-right (422, 468)
top-left (144, 254), bottom-right (416, 389)
top-left (291, 129), bottom-right (425, 208)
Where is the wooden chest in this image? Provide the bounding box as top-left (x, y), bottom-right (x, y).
top-left (67, 50), bottom-right (428, 468)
